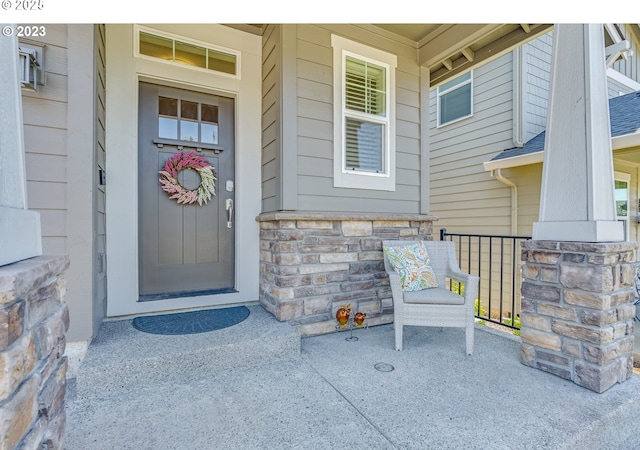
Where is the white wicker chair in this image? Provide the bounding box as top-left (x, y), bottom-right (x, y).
top-left (382, 240), bottom-right (479, 355)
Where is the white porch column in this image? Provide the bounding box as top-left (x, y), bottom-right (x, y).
top-left (533, 24), bottom-right (624, 242)
top-left (0, 26), bottom-right (42, 265)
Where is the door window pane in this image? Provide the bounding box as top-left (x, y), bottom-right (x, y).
top-left (201, 103), bottom-right (219, 144)
top-left (157, 97), bottom-right (223, 145)
top-left (180, 101), bottom-right (199, 142)
top-left (158, 97), bottom-right (178, 139)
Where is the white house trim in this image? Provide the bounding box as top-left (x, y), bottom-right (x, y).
top-left (613, 132), bottom-right (640, 150)
top-left (0, 31), bottom-right (41, 266)
top-left (606, 67), bottom-right (640, 91)
top-left (482, 151), bottom-right (544, 171)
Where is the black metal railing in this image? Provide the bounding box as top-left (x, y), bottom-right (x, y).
top-left (440, 228), bottom-right (531, 331)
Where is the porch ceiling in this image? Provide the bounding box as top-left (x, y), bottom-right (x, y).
top-left (226, 23), bottom-right (553, 88)
top-left (614, 147), bottom-right (640, 165)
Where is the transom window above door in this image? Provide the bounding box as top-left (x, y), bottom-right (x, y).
top-left (135, 26), bottom-right (239, 77)
top-left (158, 97), bottom-right (219, 145)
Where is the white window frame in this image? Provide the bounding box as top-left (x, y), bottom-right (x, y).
top-left (436, 71), bottom-right (473, 127)
top-left (331, 35), bottom-right (396, 191)
top-left (615, 171), bottom-right (631, 241)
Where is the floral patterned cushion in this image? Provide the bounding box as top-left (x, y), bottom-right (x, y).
top-left (384, 242), bottom-right (439, 291)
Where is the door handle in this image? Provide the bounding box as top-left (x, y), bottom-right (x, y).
top-left (225, 199), bottom-right (234, 228)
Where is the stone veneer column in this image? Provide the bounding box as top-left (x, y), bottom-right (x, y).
top-left (520, 241), bottom-right (638, 393)
top-left (0, 255), bottom-right (70, 449)
top-left (257, 212), bottom-right (436, 336)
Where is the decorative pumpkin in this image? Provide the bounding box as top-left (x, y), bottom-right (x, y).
top-left (354, 312), bottom-right (366, 328)
top-left (336, 304), bottom-right (351, 329)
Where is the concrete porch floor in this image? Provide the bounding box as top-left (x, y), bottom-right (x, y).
top-left (65, 305), bottom-right (640, 449)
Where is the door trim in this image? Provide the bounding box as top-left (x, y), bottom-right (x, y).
top-left (105, 24), bottom-right (261, 317)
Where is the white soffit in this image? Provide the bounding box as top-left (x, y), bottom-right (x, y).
top-left (482, 151), bottom-right (543, 171)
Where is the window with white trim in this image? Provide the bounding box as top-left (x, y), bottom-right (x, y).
top-left (615, 172), bottom-right (631, 241)
top-left (437, 71), bottom-right (473, 126)
top-left (332, 35), bottom-right (397, 191)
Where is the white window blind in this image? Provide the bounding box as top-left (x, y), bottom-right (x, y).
top-left (345, 119), bottom-right (383, 172)
top-left (345, 56), bottom-right (386, 172)
top-left (345, 57), bottom-right (386, 115)
top-left (345, 56), bottom-right (386, 173)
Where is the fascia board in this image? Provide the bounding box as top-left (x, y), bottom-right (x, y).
top-left (482, 151), bottom-right (544, 171)
top-left (612, 132), bottom-right (640, 150)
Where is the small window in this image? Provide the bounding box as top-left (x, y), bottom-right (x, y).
top-left (437, 71), bottom-right (473, 126)
top-left (158, 96), bottom-right (218, 145)
top-left (137, 28), bottom-right (238, 76)
top-left (332, 35), bottom-right (397, 191)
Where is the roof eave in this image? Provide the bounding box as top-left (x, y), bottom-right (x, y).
top-left (482, 131), bottom-right (640, 172)
top-left (482, 151), bottom-right (544, 172)
top-left (612, 131), bottom-right (640, 150)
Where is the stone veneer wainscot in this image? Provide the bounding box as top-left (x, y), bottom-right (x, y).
top-left (520, 240), bottom-right (638, 393)
top-left (256, 212), bottom-right (437, 336)
top-left (0, 256), bottom-right (70, 450)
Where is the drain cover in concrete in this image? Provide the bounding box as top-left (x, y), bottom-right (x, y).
top-left (374, 362), bottom-right (395, 372)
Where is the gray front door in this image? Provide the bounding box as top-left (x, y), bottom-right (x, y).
top-left (138, 82), bottom-right (235, 300)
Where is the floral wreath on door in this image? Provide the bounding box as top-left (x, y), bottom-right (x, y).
top-left (158, 150), bottom-right (216, 206)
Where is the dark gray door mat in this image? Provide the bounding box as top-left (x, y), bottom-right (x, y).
top-left (132, 306), bottom-right (250, 335)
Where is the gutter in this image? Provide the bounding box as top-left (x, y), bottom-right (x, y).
top-left (491, 169), bottom-right (518, 235)
top-left (512, 47), bottom-right (524, 148)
